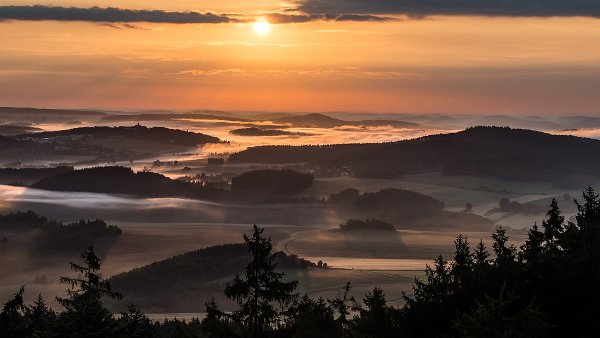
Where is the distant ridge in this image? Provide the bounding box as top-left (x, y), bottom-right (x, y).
top-left (0, 107), bottom-right (107, 116)
top-left (100, 112), bottom-right (250, 123)
top-left (19, 124), bottom-right (221, 146)
top-left (229, 126), bottom-right (600, 186)
top-left (271, 113), bottom-right (421, 128)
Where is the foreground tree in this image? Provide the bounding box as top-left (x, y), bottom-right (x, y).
top-left (352, 287), bottom-right (399, 338)
top-left (286, 296), bottom-right (339, 338)
top-left (453, 287), bottom-right (548, 338)
top-left (0, 286), bottom-right (29, 337)
top-left (220, 225), bottom-right (298, 337)
top-left (50, 246), bottom-right (122, 338)
top-left (116, 304), bottom-right (157, 338)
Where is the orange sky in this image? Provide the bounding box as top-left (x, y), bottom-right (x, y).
top-left (1, 1), bottom-right (600, 114)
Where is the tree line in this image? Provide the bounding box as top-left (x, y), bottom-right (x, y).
top-left (4, 187), bottom-right (600, 337)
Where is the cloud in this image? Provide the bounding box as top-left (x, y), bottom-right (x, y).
top-left (299, 0), bottom-right (600, 18)
top-left (0, 5), bottom-right (394, 25)
top-left (0, 5), bottom-right (232, 24)
top-left (265, 13), bottom-right (394, 23)
top-left (100, 23), bottom-right (152, 30)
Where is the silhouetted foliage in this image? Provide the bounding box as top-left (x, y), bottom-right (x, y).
top-left (352, 287), bottom-right (400, 337)
top-left (0, 286), bottom-right (29, 337)
top-left (453, 287), bottom-right (548, 338)
top-left (221, 225), bottom-right (298, 337)
top-left (51, 247), bottom-right (122, 337)
top-left (286, 296), bottom-right (339, 338)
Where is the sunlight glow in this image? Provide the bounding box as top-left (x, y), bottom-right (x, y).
top-left (253, 18), bottom-right (270, 35)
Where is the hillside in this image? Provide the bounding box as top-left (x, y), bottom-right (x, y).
top-left (100, 112), bottom-right (250, 123)
top-left (230, 127), bottom-right (299, 136)
top-left (109, 243), bottom-right (317, 312)
top-left (0, 210), bottom-right (121, 256)
top-left (328, 188), bottom-right (494, 230)
top-left (0, 107), bottom-right (106, 123)
top-left (271, 113), bottom-right (420, 128)
top-left (0, 166), bottom-right (74, 185)
top-left (229, 126), bottom-right (600, 186)
top-left (31, 166), bottom-right (226, 200)
top-left (29, 167), bottom-right (314, 202)
top-left (19, 124), bottom-right (221, 147)
top-left (0, 135), bottom-right (80, 157)
top-left (231, 169), bottom-right (314, 200)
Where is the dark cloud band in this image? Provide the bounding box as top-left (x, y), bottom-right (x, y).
top-left (0, 5), bottom-right (232, 24)
top-left (0, 5), bottom-right (394, 24)
top-left (266, 13), bottom-right (393, 23)
top-left (301, 0), bottom-right (600, 18)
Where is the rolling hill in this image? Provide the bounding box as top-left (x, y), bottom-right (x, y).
top-left (18, 124), bottom-right (221, 147)
top-left (229, 126), bottom-right (600, 186)
top-left (271, 113), bottom-right (421, 129)
top-left (109, 243), bottom-right (317, 312)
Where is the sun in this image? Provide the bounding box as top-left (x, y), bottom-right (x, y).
top-left (253, 18), bottom-right (271, 35)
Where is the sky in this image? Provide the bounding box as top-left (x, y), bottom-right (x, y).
top-left (1, 1), bottom-right (600, 114)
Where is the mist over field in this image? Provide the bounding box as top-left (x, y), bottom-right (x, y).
top-left (1, 109), bottom-right (592, 317)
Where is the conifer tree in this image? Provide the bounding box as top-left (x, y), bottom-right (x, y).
top-left (289, 296), bottom-right (338, 338)
top-left (52, 246), bottom-right (121, 338)
top-left (453, 287), bottom-right (548, 338)
top-left (452, 235), bottom-right (473, 286)
top-left (492, 227), bottom-right (516, 269)
top-left (474, 239), bottom-right (490, 266)
top-left (117, 304), bottom-right (157, 338)
top-left (0, 286), bottom-right (29, 337)
top-left (328, 281), bottom-right (355, 334)
top-left (541, 199), bottom-right (564, 256)
top-left (353, 287), bottom-right (399, 338)
top-left (520, 223), bottom-right (544, 264)
top-left (224, 225), bottom-right (298, 337)
top-left (28, 294), bottom-right (55, 336)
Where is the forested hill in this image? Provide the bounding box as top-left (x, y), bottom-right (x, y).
top-left (19, 125), bottom-right (221, 146)
top-left (30, 167), bottom-right (313, 202)
top-left (229, 126), bottom-right (600, 186)
top-left (272, 113), bottom-right (420, 128)
top-left (109, 243), bottom-right (317, 312)
top-left (31, 166), bottom-right (226, 200)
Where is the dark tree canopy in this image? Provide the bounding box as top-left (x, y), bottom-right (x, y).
top-left (218, 225), bottom-right (298, 337)
top-left (0, 210), bottom-right (121, 256)
top-left (230, 169), bottom-right (313, 199)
